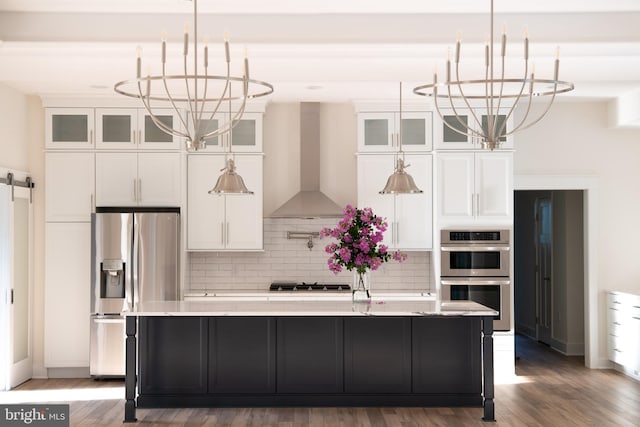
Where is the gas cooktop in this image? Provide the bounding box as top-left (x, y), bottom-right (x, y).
top-left (269, 282), bottom-right (351, 292)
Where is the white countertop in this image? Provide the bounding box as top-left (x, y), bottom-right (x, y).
top-left (123, 299), bottom-right (496, 317)
top-left (183, 290), bottom-right (436, 302)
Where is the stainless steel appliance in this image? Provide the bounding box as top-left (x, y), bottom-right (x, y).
top-left (90, 207), bottom-right (180, 378)
top-left (440, 229), bottom-right (511, 331)
top-left (440, 230), bottom-right (510, 277)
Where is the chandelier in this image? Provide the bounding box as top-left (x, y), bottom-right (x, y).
top-left (380, 82), bottom-right (423, 195)
top-left (114, 0), bottom-right (274, 152)
top-left (413, 0), bottom-right (574, 150)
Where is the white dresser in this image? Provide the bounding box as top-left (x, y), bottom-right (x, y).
top-left (607, 291), bottom-right (640, 381)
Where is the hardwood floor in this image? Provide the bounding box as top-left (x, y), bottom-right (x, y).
top-left (4, 336), bottom-right (640, 426)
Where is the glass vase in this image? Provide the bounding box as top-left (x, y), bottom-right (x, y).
top-left (352, 270), bottom-right (371, 302)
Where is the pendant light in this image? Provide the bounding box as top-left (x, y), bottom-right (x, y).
top-left (208, 158), bottom-right (253, 195)
top-left (208, 83), bottom-right (253, 194)
top-left (379, 82), bottom-right (423, 195)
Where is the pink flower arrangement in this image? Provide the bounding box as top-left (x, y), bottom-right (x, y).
top-left (320, 205), bottom-right (407, 275)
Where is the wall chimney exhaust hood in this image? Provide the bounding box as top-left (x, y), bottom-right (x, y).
top-left (269, 103), bottom-right (343, 219)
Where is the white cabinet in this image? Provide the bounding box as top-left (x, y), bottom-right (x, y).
top-left (607, 291), bottom-right (640, 378)
top-left (45, 108), bottom-right (95, 149)
top-left (437, 152), bottom-right (512, 223)
top-left (44, 222), bottom-right (91, 368)
top-left (187, 154), bottom-right (263, 250)
top-left (45, 152), bottom-right (95, 222)
top-left (95, 152), bottom-right (181, 207)
top-left (434, 109), bottom-right (514, 150)
top-left (186, 112), bottom-right (263, 152)
top-left (95, 108), bottom-right (183, 150)
top-left (357, 112), bottom-right (432, 152)
top-left (357, 154), bottom-right (433, 250)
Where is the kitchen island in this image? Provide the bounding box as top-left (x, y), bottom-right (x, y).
top-left (123, 299), bottom-right (497, 423)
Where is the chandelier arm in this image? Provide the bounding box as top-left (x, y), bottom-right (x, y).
top-left (508, 84), bottom-right (559, 134)
top-left (454, 62), bottom-right (484, 137)
top-left (182, 53), bottom-right (198, 145)
top-left (200, 62), bottom-right (233, 140)
top-left (484, 57), bottom-right (492, 142)
top-left (228, 77), bottom-right (249, 126)
top-left (497, 62), bottom-right (531, 139)
top-left (137, 78), bottom-right (188, 139)
top-left (196, 58), bottom-right (209, 133)
top-left (160, 63), bottom-right (190, 136)
top-left (434, 86), bottom-right (482, 140)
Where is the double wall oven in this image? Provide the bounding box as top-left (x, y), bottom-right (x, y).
top-left (440, 229), bottom-right (511, 331)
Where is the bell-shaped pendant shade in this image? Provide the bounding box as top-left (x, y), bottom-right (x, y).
top-left (208, 158), bottom-right (254, 195)
top-left (379, 158), bottom-right (423, 194)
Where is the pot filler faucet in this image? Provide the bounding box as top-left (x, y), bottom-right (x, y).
top-left (287, 231), bottom-right (320, 251)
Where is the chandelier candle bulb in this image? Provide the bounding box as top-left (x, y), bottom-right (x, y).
top-left (136, 47), bottom-right (142, 78)
top-left (183, 26), bottom-right (189, 55)
top-left (203, 37), bottom-right (209, 68)
top-left (501, 33), bottom-right (506, 57)
top-left (485, 41), bottom-right (490, 67)
top-left (446, 47), bottom-right (451, 82)
top-left (161, 33), bottom-right (167, 63)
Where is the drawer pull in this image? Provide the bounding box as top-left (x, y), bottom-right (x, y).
top-left (613, 321), bottom-right (622, 325)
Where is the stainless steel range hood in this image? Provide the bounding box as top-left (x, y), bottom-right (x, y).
top-left (269, 103), bottom-right (343, 219)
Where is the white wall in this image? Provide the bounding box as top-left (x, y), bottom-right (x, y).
top-left (514, 101), bottom-right (640, 366)
top-left (0, 83), bottom-right (30, 171)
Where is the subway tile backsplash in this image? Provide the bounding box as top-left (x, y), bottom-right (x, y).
top-left (188, 218), bottom-right (433, 292)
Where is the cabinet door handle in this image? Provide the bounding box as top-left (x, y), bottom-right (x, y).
top-left (133, 179), bottom-right (137, 201)
top-left (139, 130), bottom-right (142, 145)
top-left (138, 179), bottom-right (142, 201)
top-left (226, 222), bottom-right (230, 245)
top-left (221, 223), bottom-right (225, 245)
top-left (471, 194), bottom-right (475, 216)
top-left (132, 130), bottom-right (136, 145)
top-left (395, 222), bottom-right (400, 246)
top-left (476, 193), bottom-right (480, 216)
top-left (90, 130), bottom-right (94, 145)
top-left (90, 193), bottom-right (95, 213)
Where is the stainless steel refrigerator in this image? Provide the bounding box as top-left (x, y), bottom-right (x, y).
top-left (90, 207), bottom-right (180, 378)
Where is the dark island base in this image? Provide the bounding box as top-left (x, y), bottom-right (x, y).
top-left (125, 315), bottom-right (494, 422)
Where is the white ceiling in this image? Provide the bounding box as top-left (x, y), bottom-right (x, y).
top-left (1, 0), bottom-right (640, 103)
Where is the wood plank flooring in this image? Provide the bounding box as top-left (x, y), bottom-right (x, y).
top-left (3, 336), bottom-right (640, 426)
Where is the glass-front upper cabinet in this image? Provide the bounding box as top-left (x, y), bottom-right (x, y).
top-left (357, 111), bottom-right (432, 152)
top-left (45, 108), bottom-right (95, 149)
top-left (95, 108), bottom-right (137, 149)
top-left (434, 109), bottom-right (514, 150)
top-left (185, 112), bottom-right (263, 153)
top-left (137, 109), bottom-right (183, 150)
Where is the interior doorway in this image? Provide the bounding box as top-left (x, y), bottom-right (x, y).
top-left (514, 190), bottom-right (585, 356)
